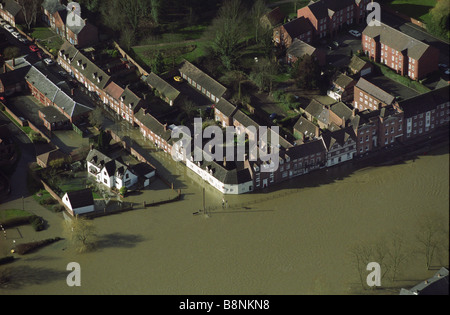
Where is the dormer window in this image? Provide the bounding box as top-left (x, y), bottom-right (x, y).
top-left (120, 96), bottom-right (125, 102)
top-left (81, 64), bottom-right (86, 70)
top-left (92, 72), bottom-right (97, 79)
top-left (77, 60), bottom-right (82, 66)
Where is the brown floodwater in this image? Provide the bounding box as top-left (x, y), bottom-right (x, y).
top-left (0, 145), bottom-right (448, 295)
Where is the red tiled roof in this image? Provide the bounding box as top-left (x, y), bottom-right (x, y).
top-left (104, 81), bottom-right (124, 100)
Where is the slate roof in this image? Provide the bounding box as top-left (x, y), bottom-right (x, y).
top-left (135, 108), bottom-right (172, 142)
top-left (400, 267), bottom-right (449, 295)
top-left (287, 39), bottom-right (316, 58)
top-left (120, 87), bottom-right (143, 112)
top-left (356, 77), bottom-right (395, 105)
top-left (362, 22), bottom-right (432, 60)
top-left (39, 106), bottom-right (69, 124)
top-left (286, 138), bottom-right (326, 159)
top-left (282, 17), bottom-right (313, 39)
top-left (215, 97), bottom-right (237, 117)
top-left (322, 126), bottom-right (357, 150)
top-left (36, 149), bottom-right (67, 167)
top-left (24, 64), bottom-right (92, 118)
top-left (179, 59), bottom-right (227, 99)
top-left (397, 85), bottom-right (449, 118)
top-left (86, 149), bottom-right (130, 178)
top-left (233, 110), bottom-right (260, 129)
top-left (65, 188), bottom-right (94, 209)
top-left (293, 116), bottom-right (318, 138)
top-left (348, 55), bottom-right (370, 73)
top-left (86, 148), bottom-right (111, 168)
top-left (2, 0), bottom-right (22, 17)
top-left (59, 42), bottom-right (111, 90)
top-left (305, 0), bottom-right (355, 20)
top-left (197, 154), bottom-right (253, 185)
top-left (333, 72), bottom-right (355, 89)
top-left (261, 7), bottom-right (284, 27)
top-left (304, 99), bottom-right (330, 125)
top-left (143, 73), bottom-right (180, 101)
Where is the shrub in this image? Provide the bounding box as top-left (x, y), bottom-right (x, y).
top-left (15, 237), bottom-right (61, 255)
top-left (0, 256), bottom-right (14, 265)
top-left (29, 215), bottom-right (45, 231)
top-left (52, 205), bottom-right (65, 213)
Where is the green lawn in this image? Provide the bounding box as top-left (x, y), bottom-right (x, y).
top-left (31, 27), bottom-right (64, 56)
top-left (266, 0), bottom-right (310, 19)
top-left (0, 209), bottom-right (33, 223)
top-left (132, 40), bottom-right (209, 69)
top-left (31, 27), bottom-right (55, 41)
top-left (385, 0), bottom-right (437, 24)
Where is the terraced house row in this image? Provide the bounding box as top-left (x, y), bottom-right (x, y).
top-left (53, 36), bottom-right (449, 195)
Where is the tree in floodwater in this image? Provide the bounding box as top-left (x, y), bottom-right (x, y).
top-left (415, 211), bottom-right (448, 270)
top-left (65, 217), bottom-right (97, 253)
top-left (386, 230), bottom-right (409, 282)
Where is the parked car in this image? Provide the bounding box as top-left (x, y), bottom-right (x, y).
top-left (19, 37), bottom-right (29, 44)
top-left (4, 25), bottom-right (14, 32)
top-left (445, 68), bottom-right (450, 76)
top-left (327, 44), bottom-right (334, 51)
top-left (269, 113), bottom-right (277, 120)
top-left (29, 44), bottom-right (39, 52)
top-left (332, 41), bottom-right (339, 48)
top-left (173, 76), bottom-right (183, 83)
top-left (349, 30), bottom-right (361, 37)
top-left (438, 63), bottom-right (448, 68)
top-left (43, 58), bottom-right (55, 66)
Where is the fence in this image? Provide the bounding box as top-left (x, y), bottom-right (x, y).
top-left (112, 41), bottom-right (149, 77)
top-left (381, 4), bottom-right (427, 29)
top-left (1, 101), bottom-right (51, 143)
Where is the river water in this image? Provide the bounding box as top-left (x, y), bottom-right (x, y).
top-left (0, 144), bottom-right (448, 295)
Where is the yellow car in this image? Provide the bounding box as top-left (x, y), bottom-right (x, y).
top-left (174, 76), bottom-right (183, 83)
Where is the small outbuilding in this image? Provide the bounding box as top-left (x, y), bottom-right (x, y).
top-left (62, 188), bottom-right (95, 216)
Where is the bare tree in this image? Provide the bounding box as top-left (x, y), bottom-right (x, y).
top-left (416, 212), bottom-right (447, 269)
top-left (387, 231), bottom-right (409, 282)
top-left (18, 0), bottom-right (43, 31)
top-left (251, 0), bottom-right (267, 43)
top-left (349, 243), bottom-right (373, 290)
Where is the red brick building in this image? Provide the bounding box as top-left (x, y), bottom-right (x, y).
top-left (286, 38), bottom-right (326, 66)
top-left (353, 77), bottom-right (395, 111)
top-left (42, 0), bottom-right (98, 48)
top-left (398, 85), bottom-right (449, 140)
top-left (362, 22), bottom-right (439, 80)
top-left (297, 0), bottom-right (371, 39)
top-left (134, 108), bottom-right (172, 154)
top-left (214, 97), bottom-right (237, 128)
top-left (0, 0), bottom-right (24, 27)
top-left (273, 16), bottom-right (313, 48)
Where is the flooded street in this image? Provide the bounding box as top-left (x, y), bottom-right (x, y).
top-left (0, 144), bottom-right (448, 295)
